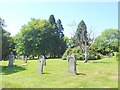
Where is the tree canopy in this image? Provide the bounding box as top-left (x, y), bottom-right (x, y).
top-left (14, 15), bottom-right (66, 58)
top-left (93, 28), bottom-right (118, 55)
top-left (1, 16), bottom-right (118, 61)
top-left (0, 18), bottom-right (13, 60)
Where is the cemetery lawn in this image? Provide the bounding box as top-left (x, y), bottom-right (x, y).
top-left (1, 57), bottom-right (118, 88)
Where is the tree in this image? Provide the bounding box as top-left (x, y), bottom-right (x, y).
top-left (49, 14), bottom-right (56, 25)
top-left (48, 15), bottom-right (66, 57)
top-left (56, 19), bottom-right (66, 57)
top-left (14, 17), bottom-right (66, 59)
top-left (101, 29), bottom-right (118, 52)
top-left (14, 15), bottom-right (66, 59)
top-left (2, 30), bottom-right (11, 60)
top-left (49, 14), bottom-right (58, 33)
top-left (0, 18), bottom-right (13, 60)
top-left (0, 18), bottom-right (3, 60)
top-left (75, 20), bottom-right (94, 63)
top-left (57, 19), bottom-right (64, 38)
top-left (14, 18), bottom-right (54, 58)
top-left (93, 29), bottom-right (118, 56)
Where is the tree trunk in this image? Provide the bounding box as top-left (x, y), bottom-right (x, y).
top-left (84, 45), bottom-right (89, 63)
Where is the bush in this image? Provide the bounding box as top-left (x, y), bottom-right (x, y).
top-left (62, 47), bottom-right (102, 60)
top-left (74, 53), bottom-right (84, 60)
top-left (88, 52), bottom-right (101, 60)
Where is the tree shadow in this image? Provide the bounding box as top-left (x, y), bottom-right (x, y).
top-left (76, 72), bottom-right (86, 75)
top-left (2, 65), bottom-right (26, 75)
top-left (92, 62), bottom-right (112, 64)
top-left (42, 72), bottom-right (50, 74)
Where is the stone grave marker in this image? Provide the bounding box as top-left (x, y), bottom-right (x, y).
top-left (21, 55), bottom-right (24, 60)
top-left (42, 56), bottom-right (46, 66)
top-left (21, 56), bottom-right (27, 66)
top-left (108, 52), bottom-right (113, 58)
top-left (68, 55), bottom-right (76, 73)
top-left (8, 51), bottom-right (14, 67)
top-left (38, 56), bottom-right (43, 74)
top-left (24, 56), bottom-right (27, 64)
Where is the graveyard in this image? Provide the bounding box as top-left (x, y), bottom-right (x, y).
top-left (0, 2), bottom-right (119, 89)
top-left (1, 17), bottom-right (119, 88)
top-left (1, 56), bottom-right (118, 88)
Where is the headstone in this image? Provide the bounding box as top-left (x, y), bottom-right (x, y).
top-left (8, 51), bottom-right (14, 67)
top-left (39, 55), bottom-right (46, 66)
top-left (42, 56), bottom-right (46, 66)
top-left (68, 55), bottom-right (76, 73)
top-left (20, 55), bottom-right (26, 66)
top-left (108, 52), bottom-right (113, 58)
top-left (38, 56), bottom-right (43, 74)
top-left (21, 55), bottom-right (24, 60)
top-left (24, 56), bottom-right (27, 64)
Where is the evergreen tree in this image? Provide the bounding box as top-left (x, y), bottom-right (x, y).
top-left (76, 20), bottom-right (94, 63)
top-left (49, 14), bottom-right (66, 57)
top-left (49, 14), bottom-right (56, 25)
top-left (57, 19), bottom-right (64, 38)
top-left (49, 14), bottom-right (58, 33)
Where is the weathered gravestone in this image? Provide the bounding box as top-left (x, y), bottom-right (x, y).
top-left (8, 52), bottom-right (14, 67)
top-left (108, 52), bottom-right (113, 58)
top-left (68, 55), bottom-right (76, 73)
top-left (24, 56), bottom-right (27, 64)
top-left (38, 56), bottom-right (43, 74)
top-left (21, 55), bottom-right (24, 60)
top-left (42, 56), bottom-right (46, 66)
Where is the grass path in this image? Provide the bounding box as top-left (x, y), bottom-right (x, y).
top-left (1, 57), bottom-right (118, 88)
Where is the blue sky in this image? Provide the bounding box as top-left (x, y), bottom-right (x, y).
top-left (0, 1), bottom-right (118, 37)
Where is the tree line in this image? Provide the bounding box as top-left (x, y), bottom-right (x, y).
top-left (62, 20), bottom-right (119, 62)
top-left (1, 15), bottom-right (119, 61)
top-left (1, 15), bottom-right (67, 60)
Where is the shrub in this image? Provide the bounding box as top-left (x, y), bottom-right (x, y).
top-left (62, 47), bottom-right (102, 60)
top-left (88, 53), bottom-right (101, 60)
top-left (74, 53), bottom-right (84, 60)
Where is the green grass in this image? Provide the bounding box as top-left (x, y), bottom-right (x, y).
top-left (1, 57), bottom-right (118, 88)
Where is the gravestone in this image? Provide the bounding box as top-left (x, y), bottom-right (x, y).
top-left (68, 55), bottom-right (76, 73)
top-left (108, 52), bottom-right (113, 58)
top-left (42, 56), bottom-right (46, 66)
top-left (38, 56), bottom-right (43, 74)
top-left (24, 56), bottom-right (27, 64)
top-left (8, 52), bottom-right (14, 67)
top-left (21, 56), bottom-right (27, 66)
top-left (21, 55), bottom-right (24, 60)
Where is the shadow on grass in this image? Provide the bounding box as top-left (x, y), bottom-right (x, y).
top-left (2, 65), bottom-right (26, 75)
top-left (42, 72), bottom-right (50, 74)
top-left (92, 61), bottom-right (112, 64)
top-left (76, 72), bottom-right (86, 75)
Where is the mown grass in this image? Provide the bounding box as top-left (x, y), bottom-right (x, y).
top-left (1, 57), bottom-right (118, 88)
